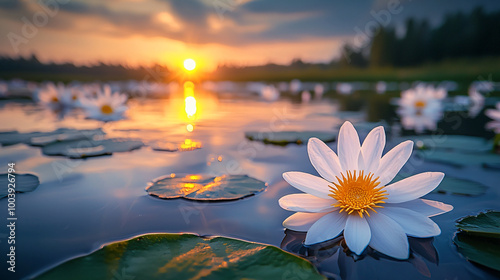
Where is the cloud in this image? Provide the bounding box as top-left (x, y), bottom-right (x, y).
top-left (0, 0), bottom-right (373, 46)
top-left (1, 0), bottom-right (500, 66)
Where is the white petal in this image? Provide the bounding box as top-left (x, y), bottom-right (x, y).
top-left (344, 215), bottom-right (371, 255)
top-left (367, 213), bottom-right (409, 259)
top-left (386, 199), bottom-right (453, 217)
top-left (376, 140), bottom-right (413, 186)
top-left (486, 109), bottom-right (500, 121)
top-left (283, 212), bottom-right (329, 232)
top-left (385, 172), bottom-right (445, 203)
top-left (338, 121), bottom-right (360, 171)
top-left (360, 126), bottom-right (386, 174)
top-left (282, 172), bottom-right (332, 199)
top-left (104, 85), bottom-right (111, 96)
top-left (378, 207), bottom-right (441, 237)
top-left (279, 194), bottom-right (335, 213)
top-left (304, 211), bottom-right (347, 245)
top-left (308, 138), bottom-right (343, 182)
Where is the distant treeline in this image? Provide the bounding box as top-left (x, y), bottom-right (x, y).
top-left (213, 7), bottom-right (500, 81)
top-left (0, 55), bottom-right (170, 82)
top-left (1, 7), bottom-right (500, 82)
top-left (366, 7), bottom-right (500, 67)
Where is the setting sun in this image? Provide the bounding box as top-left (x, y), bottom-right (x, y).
top-left (183, 58), bottom-right (196, 71)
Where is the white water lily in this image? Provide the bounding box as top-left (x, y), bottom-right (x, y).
top-left (397, 85), bottom-right (444, 133)
top-left (259, 85), bottom-right (280, 101)
top-left (486, 102), bottom-right (500, 122)
top-left (80, 85), bottom-right (128, 121)
top-left (301, 90), bottom-right (311, 103)
top-left (39, 82), bottom-right (84, 108)
top-left (279, 121), bottom-right (452, 260)
top-left (0, 81), bottom-right (8, 97)
top-left (375, 81), bottom-right (387, 94)
top-left (289, 79), bottom-right (301, 94)
top-left (314, 84), bottom-right (324, 98)
top-left (398, 109), bottom-right (441, 134)
top-left (336, 83), bottom-right (353, 95)
top-left (398, 85), bottom-right (445, 112)
top-left (485, 102), bottom-right (500, 134)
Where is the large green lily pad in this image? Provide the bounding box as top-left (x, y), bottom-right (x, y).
top-left (409, 135), bottom-right (493, 153)
top-left (415, 150), bottom-right (500, 167)
top-left (245, 131), bottom-right (336, 146)
top-left (146, 174), bottom-right (267, 201)
top-left (456, 211), bottom-right (500, 237)
top-left (454, 231), bottom-right (500, 271)
top-left (34, 233), bottom-right (325, 280)
top-left (42, 138), bottom-right (144, 158)
top-left (0, 128), bottom-right (105, 147)
top-left (0, 173), bottom-right (40, 199)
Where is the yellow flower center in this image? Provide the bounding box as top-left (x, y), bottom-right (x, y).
top-left (415, 100), bottom-right (426, 109)
top-left (329, 170), bottom-right (387, 218)
top-left (72, 94), bottom-right (78, 100)
top-left (100, 104), bottom-right (113, 114)
top-left (51, 96), bottom-right (59, 103)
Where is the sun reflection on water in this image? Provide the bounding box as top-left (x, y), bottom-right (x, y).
top-left (185, 96), bottom-right (197, 118)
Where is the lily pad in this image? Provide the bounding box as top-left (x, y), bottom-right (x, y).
top-left (0, 131), bottom-right (44, 146)
top-left (34, 233), bottom-right (325, 280)
top-left (146, 174), bottom-right (267, 201)
top-left (0, 128), bottom-right (105, 147)
top-left (456, 211), bottom-right (500, 237)
top-left (150, 139), bottom-right (202, 152)
top-left (29, 128), bottom-right (105, 146)
top-left (454, 232), bottom-right (500, 271)
top-left (415, 150), bottom-right (500, 167)
top-left (245, 131), bottom-right (336, 146)
top-left (432, 176), bottom-right (488, 196)
top-left (483, 163), bottom-right (500, 170)
top-left (408, 135), bottom-right (493, 153)
top-left (41, 138), bottom-right (144, 158)
top-left (0, 173), bottom-right (40, 199)
top-left (393, 174), bottom-right (487, 196)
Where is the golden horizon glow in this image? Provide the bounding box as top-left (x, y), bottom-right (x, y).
top-left (183, 58), bottom-right (196, 71)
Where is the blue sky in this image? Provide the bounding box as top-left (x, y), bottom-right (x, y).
top-left (1, 0), bottom-right (498, 69)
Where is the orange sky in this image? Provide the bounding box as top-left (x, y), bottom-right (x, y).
top-left (4, 29), bottom-right (347, 72)
top-left (1, 0), bottom-right (498, 71)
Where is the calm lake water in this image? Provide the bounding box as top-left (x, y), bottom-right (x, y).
top-left (0, 87), bottom-right (499, 280)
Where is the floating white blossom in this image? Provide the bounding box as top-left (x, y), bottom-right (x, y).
top-left (80, 85), bottom-right (128, 121)
top-left (279, 122), bottom-right (452, 259)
